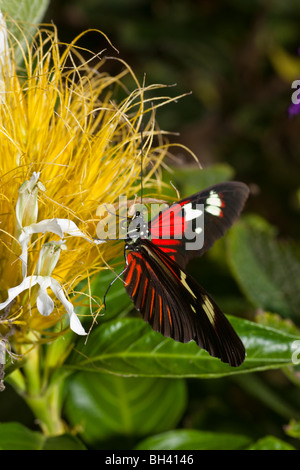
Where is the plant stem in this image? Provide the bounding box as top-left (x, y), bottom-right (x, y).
top-left (24, 382), bottom-right (66, 436)
top-left (20, 342), bottom-right (66, 436)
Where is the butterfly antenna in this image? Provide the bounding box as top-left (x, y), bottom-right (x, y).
top-left (140, 123), bottom-right (144, 206)
top-left (103, 243), bottom-right (129, 309)
top-left (103, 267), bottom-right (127, 310)
top-left (104, 204), bottom-right (127, 220)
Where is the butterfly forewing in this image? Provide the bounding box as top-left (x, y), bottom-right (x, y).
top-left (123, 239), bottom-right (246, 367)
top-left (149, 181), bottom-right (249, 268)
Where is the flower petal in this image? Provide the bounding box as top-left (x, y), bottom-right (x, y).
top-left (0, 11), bottom-right (10, 87)
top-left (0, 274), bottom-right (86, 335)
top-left (36, 287), bottom-right (54, 316)
top-left (69, 312), bottom-right (87, 336)
top-left (15, 172), bottom-right (43, 229)
top-left (0, 276), bottom-right (39, 310)
top-left (27, 219), bottom-right (64, 238)
top-left (55, 218), bottom-right (104, 244)
top-left (19, 241), bottom-right (29, 279)
top-left (50, 278), bottom-right (87, 335)
top-left (18, 220), bottom-right (65, 278)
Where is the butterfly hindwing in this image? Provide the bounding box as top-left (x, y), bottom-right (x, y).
top-left (149, 181), bottom-right (249, 268)
top-left (123, 239), bottom-right (246, 367)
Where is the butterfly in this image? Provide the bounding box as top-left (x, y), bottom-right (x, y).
top-left (122, 181), bottom-right (249, 367)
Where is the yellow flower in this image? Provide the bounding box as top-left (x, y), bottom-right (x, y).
top-left (0, 18), bottom-right (179, 349)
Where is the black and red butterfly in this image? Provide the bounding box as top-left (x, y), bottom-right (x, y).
top-left (121, 181), bottom-right (249, 367)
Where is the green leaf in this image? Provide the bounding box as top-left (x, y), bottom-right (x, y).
top-left (227, 215), bottom-right (300, 320)
top-left (135, 429), bottom-right (251, 450)
top-left (64, 372), bottom-right (187, 445)
top-left (65, 316), bottom-right (299, 378)
top-left (1, 0), bottom-right (50, 63)
top-left (0, 422), bottom-right (87, 450)
top-left (247, 435), bottom-right (295, 450)
top-left (0, 423), bottom-right (85, 450)
top-left (42, 434), bottom-right (87, 450)
top-left (285, 419), bottom-right (300, 439)
top-left (1, 0), bottom-right (50, 25)
top-left (0, 422), bottom-right (44, 450)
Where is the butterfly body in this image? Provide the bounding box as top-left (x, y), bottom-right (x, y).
top-left (125, 211), bottom-right (149, 242)
top-left (122, 181), bottom-right (249, 367)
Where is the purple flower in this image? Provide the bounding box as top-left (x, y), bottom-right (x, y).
top-left (288, 101), bottom-right (300, 117)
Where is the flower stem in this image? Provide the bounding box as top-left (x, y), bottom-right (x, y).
top-left (24, 383), bottom-right (66, 436)
top-left (20, 342), bottom-right (66, 436)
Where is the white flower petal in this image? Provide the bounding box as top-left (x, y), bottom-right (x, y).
top-left (0, 11), bottom-right (8, 57)
top-left (15, 172), bottom-right (43, 230)
top-left (55, 219), bottom-right (85, 236)
top-left (18, 220), bottom-right (64, 278)
top-left (69, 312), bottom-right (88, 336)
top-left (20, 242), bottom-right (29, 278)
top-left (55, 218), bottom-right (104, 244)
top-left (50, 278), bottom-right (87, 335)
top-left (31, 172), bottom-right (40, 184)
top-left (0, 11), bottom-right (10, 89)
top-left (36, 288), bottom-right (54, 316)
top-left (28, 219), bottom-right (64, 238)
top-left (55, 218), bottom-right (100, 244)
top-left (35, 241), bottom-right (67, 277)
top-left (0, 276), bottom-right (39, 310)
top-left (18, 227), bottom-right (31, 279)
top-left (0, 275), bottom-right (86, 336)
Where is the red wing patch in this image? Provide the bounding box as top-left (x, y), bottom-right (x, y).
top-left (149, 182), bottom-right (250, 268)
top-left (149, 201), bottom-right (189, 239)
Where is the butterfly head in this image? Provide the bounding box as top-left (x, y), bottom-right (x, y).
top-left (126, 210), bottom-right (149, 243)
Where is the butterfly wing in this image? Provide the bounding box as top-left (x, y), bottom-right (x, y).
top-left (123, 239), bottom-right (245, 367)
top-left (149, 181), bottom-right (249, 268)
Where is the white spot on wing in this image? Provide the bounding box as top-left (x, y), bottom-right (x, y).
top-left (207, 190), bottom-right (222, 207)
top-left (184, 202), bottom-right (203, 221)
top-left (205, 205), bottom-right (222, 216)
top-left (205, 190), bottom-right (223, 217)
